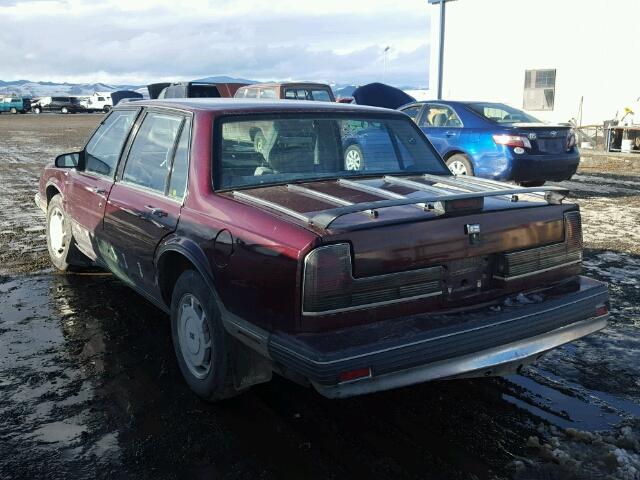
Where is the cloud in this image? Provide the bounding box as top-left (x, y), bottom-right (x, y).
top-left (0, 0), bottom-right (431, 86)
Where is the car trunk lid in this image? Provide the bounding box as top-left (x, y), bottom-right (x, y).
top-left (507, 123), bottom-right (572, 155)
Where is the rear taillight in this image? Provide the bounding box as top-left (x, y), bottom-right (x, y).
top-left (566, 130), bottom-right (576, 150)
top-left (492, 134), bottom-right (532, 149)
top-left (495, 211), bottom-right (582, 280)
top-left (302, 243), bottom-right (442, 316)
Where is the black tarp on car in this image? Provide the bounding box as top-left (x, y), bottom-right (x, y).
top-left (111, 90), bottom-right (143, 106)
top-left (147, 83), bottom-right (171, 100)
top-left (352, 83), bottom-right (415, 110)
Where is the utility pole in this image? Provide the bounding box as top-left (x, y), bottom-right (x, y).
top-left (428, 0), bottom-right (455, 99)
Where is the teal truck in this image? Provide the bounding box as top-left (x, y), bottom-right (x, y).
top-left (0, 96), bottom-right (31, 114)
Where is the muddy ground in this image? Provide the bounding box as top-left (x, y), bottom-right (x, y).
top-left (1, 115), bottom-right (639, 480)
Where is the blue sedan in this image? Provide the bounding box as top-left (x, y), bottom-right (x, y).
top-left (394, 101), bottom-right (579, 186)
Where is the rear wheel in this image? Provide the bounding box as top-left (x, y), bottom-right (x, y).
top-left (446, 154), bottom-right (474, 176)
top-left (344, 144), bottom-right (364, 171)
top-left (46, 194), bottom-right (89, 271)
top-left (10, 107), bottom-right (17, 114)
top-left (61, 107), bottom-right (68, 114)
top-left (170, 270), bottom-right (238, 401)
top-left (34, 107), bottom-right (41, 114)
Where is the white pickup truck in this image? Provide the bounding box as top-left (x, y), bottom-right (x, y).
top-left (81, 92), bottom-right (113, 113)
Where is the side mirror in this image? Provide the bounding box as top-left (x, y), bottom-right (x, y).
top-left (54, 152), bottom-right (80, 168)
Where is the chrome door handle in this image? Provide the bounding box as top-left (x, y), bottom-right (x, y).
top-left (93, 187), bottom-right (106, 194)
top-left (145, 206), bottom-right (168, 217)
top-left (445, 131), bottom-right (456, 137)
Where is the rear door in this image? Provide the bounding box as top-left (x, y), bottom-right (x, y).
top-left (65, 108), bottom-right (141, 260)
top-left (103, 109), bottom-right (191, 294)
top-left (419, 103), bottom-right (463, 154)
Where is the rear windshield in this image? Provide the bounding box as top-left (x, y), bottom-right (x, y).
top-left (217, 114), bottom-right (448, 189)
top-left (467, 102), bottom-right (541, 124)
top-left (283, 88), bottom-right (333, 102)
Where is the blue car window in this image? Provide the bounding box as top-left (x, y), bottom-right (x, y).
top-left (422, 105), bottom-right (462, 128)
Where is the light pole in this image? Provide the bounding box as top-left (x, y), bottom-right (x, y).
top-left (383, 46), bottom-right (390, 83)
top-left (428, 0), bottom-right (454, 100)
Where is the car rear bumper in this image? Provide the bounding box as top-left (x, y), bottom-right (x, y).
top-left (507, 151), bottom-right (580, 182)
top-left (268, 276), bottom-right (608, 398)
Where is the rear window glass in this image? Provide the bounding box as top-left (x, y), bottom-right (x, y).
top-left (467, 102), bottom-right (541, 124)
top-left (283, 89), bottom-right (333, 102)
top-left (217, 114), bottom-right (448, 189)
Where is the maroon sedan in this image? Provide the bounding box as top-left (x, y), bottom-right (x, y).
top-left (36, 99), bottom-right (609, 400)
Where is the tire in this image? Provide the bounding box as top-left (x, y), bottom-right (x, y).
top-left (344, 144), bottom-right (364, 171)
top-left (10, 107), bottom-right (17, 114)
top-left (446, 153), bottom-right (474, 176)
top-left (170, 270), bottom-right (238, 401)
top-left (519, 181), bottom-right (546, 187)
top-left (61, 107), bottom-right (68, 114)
top-left (34, 107), bottom-right (41, 114)
top-left (102, 105), bottom-right (111, 113)
top-left (46, 194), bottom-right (88, 271)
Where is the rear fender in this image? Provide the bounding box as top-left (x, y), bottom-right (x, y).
top-left (155, 235), bottom-right (272, 359)
top-left (155, 235), bottom-right (274, 388)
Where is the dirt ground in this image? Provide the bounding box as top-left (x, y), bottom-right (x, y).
top-left (1, 114), bottom-right (639, 480)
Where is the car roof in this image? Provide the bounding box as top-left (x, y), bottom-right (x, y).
top-left (402, 100), bottom-right (507, 107)
top-left (117, 98), bottom-right (406, 116)
top-left (240, 82), bottom-right (332, 89)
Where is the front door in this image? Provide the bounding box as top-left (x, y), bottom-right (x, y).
top-left (65, 108), bottom-right (141, 260)
top-left (419, 103), bottom-right (463, 155)
top-left (103, 110), bottom-right (191, 295)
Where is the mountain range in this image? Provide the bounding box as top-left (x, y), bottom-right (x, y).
top-left (0, 77), bottom-right (425, 98)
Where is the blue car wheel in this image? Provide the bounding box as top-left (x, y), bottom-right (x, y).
top-left (445, 153), bottom-right (474, 176)
top-left (344, 144), bottom-right (364, 171)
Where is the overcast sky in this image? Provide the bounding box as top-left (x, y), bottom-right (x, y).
top-left (0, 0), bottom-right (431, 86)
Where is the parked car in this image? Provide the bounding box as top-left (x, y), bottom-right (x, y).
top-left (152, 82), bottom-right (247, 99)
top-left (234, 82), bottom-right (335, 102)
top-left (36, 98), bottom-right (608, 401)
top-left (0, 95), bottom-right (31, 114)
top-left (32, 96), bottom-right (86, 114)
top-left (81, 92), bottom-right (113, 113)
top-left (398, 101), bottom-right (579, 186)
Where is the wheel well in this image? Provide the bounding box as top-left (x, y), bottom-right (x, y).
top-left (443, 150), bottom-right (467, 161)
top-left (158, 251), bottom-right (197, 307)
top-left (46, 185), bottom-right (61, 205)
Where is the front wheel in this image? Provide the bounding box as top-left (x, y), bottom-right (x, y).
top-left (171, 270), bottom-right (238, 401)
top-left (61, 107), bottom-right (68, 114)
top-left (446, 154), bottom-right (474, 176)
top-left (102, 105), bottom-right (111, 113)
top-left (10, 107), bottom-right (17, 114)
top-left (33, 107), bottom-right (41, 114)
top-left (344, 144), bottom-right (364, 171)
top-left (46, 194), bottom-right (89, 271)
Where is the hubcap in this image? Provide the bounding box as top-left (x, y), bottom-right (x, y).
top-left (177, 294), bottom-right (212, 379)
top-left (448, 160), bottom-right (468, 175)
top-left (345, 148), bottom-right (362, 171)
top-left (48, 207), bottom-right (66, 258)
